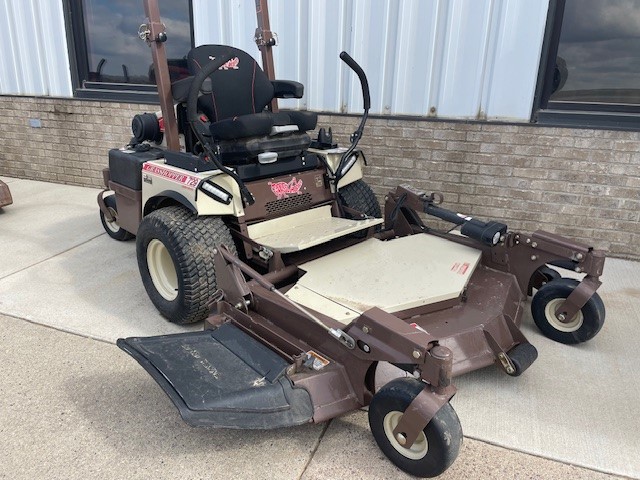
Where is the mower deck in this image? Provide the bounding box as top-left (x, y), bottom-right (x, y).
top-left (287, 234), bottom-right (482, 323)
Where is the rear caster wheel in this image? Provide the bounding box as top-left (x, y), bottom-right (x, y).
top-left (368, 378), bottom-right (462, 478)
top-left (100, 195), bottom-right (134, 241)
top-left (531, 278), bottom-right (605, 344)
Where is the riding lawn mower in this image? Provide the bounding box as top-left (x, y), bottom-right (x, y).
top-left (97, 1), bottom-right (606, 476)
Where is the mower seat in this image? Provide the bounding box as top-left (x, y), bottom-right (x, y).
top-left (185, 44), bottom-right (317, 165)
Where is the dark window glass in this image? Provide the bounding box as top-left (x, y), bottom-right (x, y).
top-left (65, 0), bottom-right (193, 101)
top-left (81, 0), bottom-right (191, 84)
top-left (550, 0), bottom-right (640, 104)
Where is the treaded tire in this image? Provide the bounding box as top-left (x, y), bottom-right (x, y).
top-left (100, 195), bottom-right (134, 241)
top-left (368, 378), bottom-right (462, 478)
top-left (338, 179), bottom-right (382, 219)
top-left (338, 180), bottom-right (381, 238)
top-left (136, 206), bottom-right (236, 324)
top-left (531, 278), bottom-right (605, 344)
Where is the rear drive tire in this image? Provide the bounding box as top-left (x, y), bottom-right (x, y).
top-left (338, 180), bottom-right (381, 238)
top-left (338, 179), bottom-right (382, 219)
top-left (531, 278), bottom-right (605, 344)
top-left (136, 206), bottom-right (236, 324)
top-left (100, 195), bottom-right (134, 241)
top-left (368, 378), bottom-right (462, 478)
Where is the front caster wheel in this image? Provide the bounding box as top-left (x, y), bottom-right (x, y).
top-left (528, 265), bottom-right (561, 295)
top-left (368, 378), bottom-right (462, 478)
top-left (136, 206), bottom-right (236, 324)
top-left (531, 278), bottom-right (605, 344)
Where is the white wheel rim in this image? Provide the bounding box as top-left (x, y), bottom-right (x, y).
top-left (383, 411), bottom-right (429, 460)
top-left (147, 239), bottom-right (178, 301)
top-left (104, 207), bottom-right (121, 234)
top-left (544, 298), bottom-right (583, 332)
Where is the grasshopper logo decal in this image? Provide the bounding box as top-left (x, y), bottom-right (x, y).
top-left (208, 56), bottom-right (240, 70)
top-left (268, 177), bottom-right (304, 199)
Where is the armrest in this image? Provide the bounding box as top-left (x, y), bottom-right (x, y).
top-left (171, 76), bottom-right (212, 103)
top-left (272, 80), bottom-right (304, 99)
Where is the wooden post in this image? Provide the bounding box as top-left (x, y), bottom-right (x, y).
top-left (254, 0), bottom-right (278, 112)
top-left (143, 0), bottom-right (180, 151)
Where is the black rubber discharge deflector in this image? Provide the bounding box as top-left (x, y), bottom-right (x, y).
top-left (117, 323), bottom-right (313, 429)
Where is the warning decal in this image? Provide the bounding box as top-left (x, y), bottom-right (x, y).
top-left (450, 262), bottom-right (471, 275)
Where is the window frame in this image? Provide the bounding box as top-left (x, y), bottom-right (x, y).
top-left (533, 0), bottom-right (640, 130)
top-left (63, 0), bottom-right (194, 103)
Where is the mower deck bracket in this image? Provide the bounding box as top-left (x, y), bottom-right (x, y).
top-left (497, 351), bottom-right (516, 375)
top-left (483, 329), bottom-right (516, 374)
top-left (554, 275), bottom-right (602, 322)
top-left (96, 190), bottom-right (115, 222)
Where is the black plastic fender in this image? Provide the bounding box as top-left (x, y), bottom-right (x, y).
top-left (143, 190), bottom-right (197, 216)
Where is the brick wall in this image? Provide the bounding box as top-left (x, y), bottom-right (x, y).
top-left (323, 115), bottom-right (640, 260)
top-left (0, 96), bottom-right (157, 187)
top-left (1, 95), bottom-right (639, 260)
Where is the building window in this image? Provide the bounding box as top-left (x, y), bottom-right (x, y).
top-left (66, 0), bottom-right (193, 102)
top-left (536, 0), bottom-right (640, 129)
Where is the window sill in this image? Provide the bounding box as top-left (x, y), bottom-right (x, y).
top-left (74, 82), bottom-right (159, 104)
top-left (535, 108), bottom-right (640, 131)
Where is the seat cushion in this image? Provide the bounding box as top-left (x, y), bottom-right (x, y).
top-left (283, 110), bottom-right (318, 131)
top-left (209, 113), bottom-right (274, 141)
top-left (217, 132), bottom-right (311, 165)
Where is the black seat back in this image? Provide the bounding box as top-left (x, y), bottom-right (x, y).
top-left (187, 45), bottom-right (274, 122)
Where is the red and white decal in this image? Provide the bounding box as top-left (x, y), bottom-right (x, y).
top-left (268, 177), bottom-right (304, 200)
top-left (142, 163), bottom-right (200, 189)
top-left (208, 55), bottom-right (240, 70)
top-left (410, 323), bottom-right (429, 335)
top-left (450, 262), bottom-right (471, 275)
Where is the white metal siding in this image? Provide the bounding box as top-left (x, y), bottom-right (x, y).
top-left (483, 0), bottom-right (550, 120)
top-left (0, 0), bottom-right (72, 97)
top-left (194, 0), bottom-right (549, 121)
top-left (0, 0), bottom-right (548, 121)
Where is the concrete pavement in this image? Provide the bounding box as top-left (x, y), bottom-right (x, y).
top-left (0, 315), bottom-right (623, 480)
top-left (0, 176), bottom-right (637, 479)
